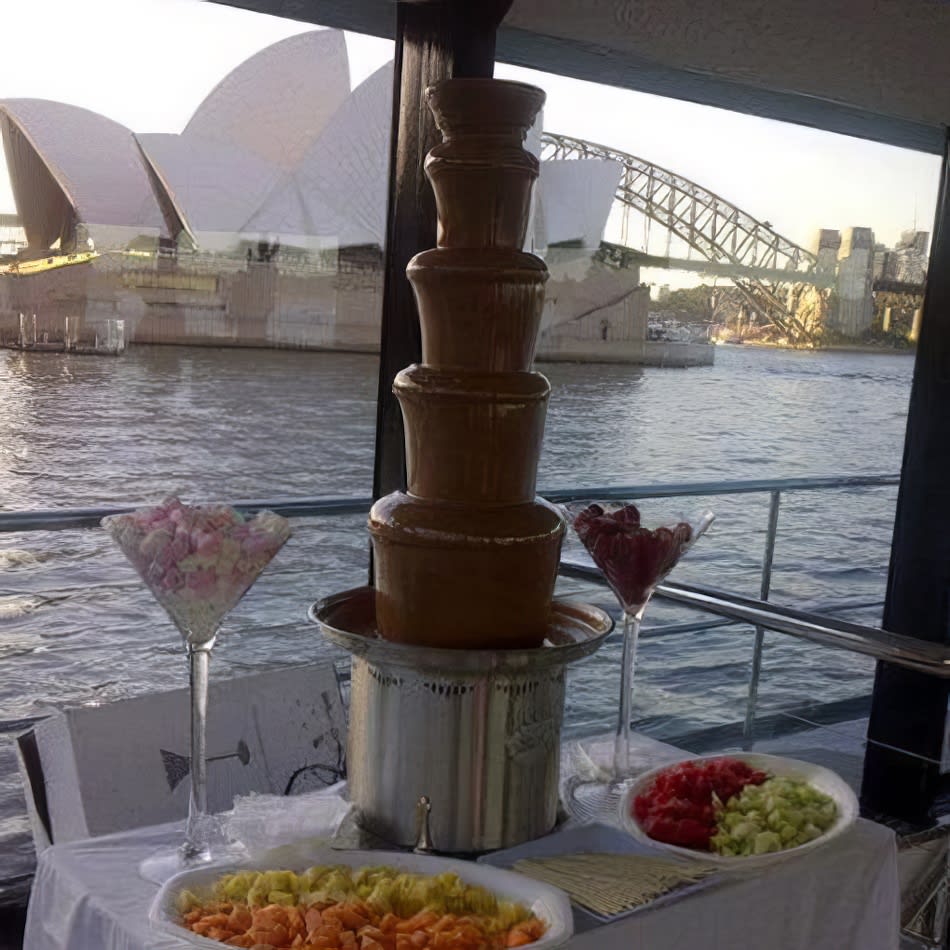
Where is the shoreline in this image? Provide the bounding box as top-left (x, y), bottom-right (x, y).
top-left (726, 340), bottom-right (916, 356)
top-left (822, 343), bottom-right (916, 355)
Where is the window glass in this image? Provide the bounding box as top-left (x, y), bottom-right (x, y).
top-left (492, 61), bottom-right (941, 749)
top-left (0, 0), bottom-right (394, 892)
top-left (0, 0), bottom-right (943, 887)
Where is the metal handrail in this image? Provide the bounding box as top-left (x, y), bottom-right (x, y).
top-left (561, 559), bottom-right (950, 678)
top-left (0, 472), bottom-right (903, 738)
top-left (659, 580), bottom-right (950, 678)
top-left (0, 496), bottom-right (376, 533)
top-left (551, 473), bottom-right (899, 736)
top-left (0, 473), bottom-right (899, 534)
top-left (542, 473), bottom-right (900, 502)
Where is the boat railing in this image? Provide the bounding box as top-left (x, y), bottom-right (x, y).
top-left (549, 474), bottom-right (912, 739)
top-left (0, 472), bottom-right (926, 748)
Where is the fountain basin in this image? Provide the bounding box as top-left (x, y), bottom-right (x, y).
top-left (309, 586), bottom-right (613, 853)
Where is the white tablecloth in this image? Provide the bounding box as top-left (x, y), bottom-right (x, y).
top-left (23, 817), bottom-right (899, 950)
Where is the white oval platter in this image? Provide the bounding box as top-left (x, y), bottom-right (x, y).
top-left (619, 752), bottom-right (859, 870)
top-left (150, 843), bottom-right (573, 949)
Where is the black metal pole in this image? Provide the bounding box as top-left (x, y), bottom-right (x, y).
top-left (369, 0), bottom-right (512, 580)
top-left (862, 129), bottom-right (950, 824)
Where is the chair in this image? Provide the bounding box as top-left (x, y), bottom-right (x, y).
top-left (15, 662), bottom-right (347, 851)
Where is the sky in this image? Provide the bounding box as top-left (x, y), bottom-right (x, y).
top-left (0, 0), bottom-right (942, 270)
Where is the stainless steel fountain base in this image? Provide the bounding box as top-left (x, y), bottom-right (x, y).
top-left (309, 586), bottom-right (612, 853)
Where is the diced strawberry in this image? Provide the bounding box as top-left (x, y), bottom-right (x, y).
top-left (642, 815), bottom-right (712, 849)
top-left (632, 757), bottom-right (771, 851)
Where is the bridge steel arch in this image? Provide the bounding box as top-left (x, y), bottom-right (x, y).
top-left (540, 132), bottom-right (819, 342)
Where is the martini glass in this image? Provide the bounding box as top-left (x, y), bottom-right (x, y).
top-left (102, 497), bottom-right (291, 882)
top-left (561, 501), bottom-right (714, 820)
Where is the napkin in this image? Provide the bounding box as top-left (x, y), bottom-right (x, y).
top-left (225, 782), bottom-right (351, 854)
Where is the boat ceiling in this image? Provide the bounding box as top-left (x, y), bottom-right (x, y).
top-left (208, 0), bottom-right (950, 154)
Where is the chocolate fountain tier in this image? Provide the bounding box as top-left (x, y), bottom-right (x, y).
top-left (367, 76), bottom-right (559, 652)
top-left (309, 587), bottom-right (614, 852)
top-left (425, 79), bottom-right (545, 250)
top-left (408, 247), bottom-right (547, 372)
top-left (395, 365), bottom-right (550, 504)
top-left (369, 493), bottom-right (565, 649)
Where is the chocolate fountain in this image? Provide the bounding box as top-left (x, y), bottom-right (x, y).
top-left (312, 78), bottom-right (612, 852)
top-left (370, 78), bottom-right (563, 651)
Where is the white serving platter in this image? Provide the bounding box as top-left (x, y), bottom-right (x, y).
top-left (150, 843), bottom-right (574, 948)
top-left (619, 752), bottom-right (859, 870)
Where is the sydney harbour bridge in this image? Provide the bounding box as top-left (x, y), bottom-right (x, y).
top-left (540, 132), bottom-right (920, 344)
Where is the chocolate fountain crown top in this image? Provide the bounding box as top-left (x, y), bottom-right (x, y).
top-left (425, 78), bottom-right (545, 140)
top-left (425, 79), bottom-right (546, 251)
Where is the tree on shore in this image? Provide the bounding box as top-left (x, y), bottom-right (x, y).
top-left (652, 283), bottom-right (743, 325)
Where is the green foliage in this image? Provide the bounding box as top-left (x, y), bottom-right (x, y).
top-left (656, 284), bottom-right (742, 324)
top-left (840, 290), bottom-right (923, 348)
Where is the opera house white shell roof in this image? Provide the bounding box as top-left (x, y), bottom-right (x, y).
top-left (536, 159), bottom-right (623, 250)
top-left (184, 30), bottom-right (351, 172)
top-left (0, 99), bottom-right (167, 249)
top-left (136, 132), bottom-right (284, 246)
top-left (0, 29), bottom-right (620, 255)
top-left (243, 63), bottom-right (393, 248)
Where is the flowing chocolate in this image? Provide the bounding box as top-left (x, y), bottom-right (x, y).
top-left (368, 78), bottom-right (564, 649)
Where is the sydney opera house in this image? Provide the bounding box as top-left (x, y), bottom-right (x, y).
top-left (0, 30), bottom-right (679, 361)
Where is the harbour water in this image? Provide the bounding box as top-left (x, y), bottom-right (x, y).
top-left (0, 343), bottom-right (914, 892)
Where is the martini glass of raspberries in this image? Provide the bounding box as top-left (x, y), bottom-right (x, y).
top-left (563, 501), bottom-right (714, 815)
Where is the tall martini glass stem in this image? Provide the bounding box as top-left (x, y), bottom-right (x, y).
top-left (182, 639), bottom-right (215, 863)
top-left (614, 605), bottom-right (645, 778)
top-left (104, 498), bottom-right (291, 882)
top-left (611, 510), bottom-right (714, 778)
top-left (561, 503), bottom-right (715, 821)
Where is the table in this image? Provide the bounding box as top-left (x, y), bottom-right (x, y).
top-left (23, 816), bottom-right (899, 950)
